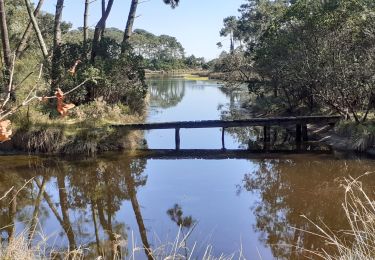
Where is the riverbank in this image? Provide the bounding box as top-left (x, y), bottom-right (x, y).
top-left (145, 69), bottom-right (208, 78)
top-left (0, 100), bottom-right (148, 156)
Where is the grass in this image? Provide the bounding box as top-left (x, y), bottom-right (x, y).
top-left (183, 74), bottom-right (209, 81)
top-left (5, 99), bottom-right (147, 155)
top-left (299, 172), bottom-right (375, 259)
top-left (0, 226), bottom-right (242, 260)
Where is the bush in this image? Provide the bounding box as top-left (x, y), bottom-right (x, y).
top-left (336, 121), bottom-right (375, 151)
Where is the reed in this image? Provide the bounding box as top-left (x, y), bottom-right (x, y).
top-left (300, 172), bottom-right (375, 259)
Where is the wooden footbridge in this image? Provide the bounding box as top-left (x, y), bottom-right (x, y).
top-left (113, 115), bottom-right (341, 150)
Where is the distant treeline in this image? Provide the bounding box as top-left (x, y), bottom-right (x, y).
top-left (68, 27), bottom-right (208, 71)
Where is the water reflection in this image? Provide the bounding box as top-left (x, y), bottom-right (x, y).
top-left (0, 156), bottom-right (151, 259)
top-left (148, 78), bottom-right (186, 109)
top-left (0, 153), bottom-right (374, 258)
top-left (237, 156), bottom-right (375, 259)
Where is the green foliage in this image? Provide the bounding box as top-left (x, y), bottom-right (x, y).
top-left (336, 120), bottom-right (375, 151)
top-left (129, 29), bottom-right (186, 70)
top-left (221, 0), bottom-right (375, 121)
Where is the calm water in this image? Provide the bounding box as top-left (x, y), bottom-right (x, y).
top-left (0, 77), bottom-right (374, 259)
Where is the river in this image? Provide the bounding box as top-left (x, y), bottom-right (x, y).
top-left (0, 77), bottom-right (374, 259)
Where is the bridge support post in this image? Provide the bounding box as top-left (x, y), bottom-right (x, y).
top-left (302, 124), bottom-right (308, 141)
top-left (296, 124), bottom-right (302, 143)
top-left (221, 127), bottom-right (226, 150)
top-left (175, 128), bottom-right (180, 150)
top-left (263, 126), bottom-right (270, 142)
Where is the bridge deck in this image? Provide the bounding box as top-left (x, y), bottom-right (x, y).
top-left (112, 115), bottom-right (341, 150)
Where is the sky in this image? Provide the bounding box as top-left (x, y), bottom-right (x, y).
top-left (36, 0), bottom-right (245, 60)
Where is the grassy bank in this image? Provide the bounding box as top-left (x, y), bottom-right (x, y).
top-left (0, 99), bottom-right (148, 156)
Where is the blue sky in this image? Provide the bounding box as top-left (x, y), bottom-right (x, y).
top-left (37, 0), bottom-right (244, 60)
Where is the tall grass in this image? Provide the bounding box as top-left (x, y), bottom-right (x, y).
top-left (301, 172), bottom-right (375, 259)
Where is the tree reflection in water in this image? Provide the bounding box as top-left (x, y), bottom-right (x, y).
top-left (166, 204), bottom-right (196, 259)
top-left (0, 155), bottom-right (152, 259)
top-left (237, 156), bottom-right (375, 259)
top-left (148, 78), bottom-right (186, 109)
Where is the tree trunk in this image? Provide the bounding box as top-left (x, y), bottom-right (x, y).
top-left (101, 0), bottom-right (106, 38)
top-left (230, 32), bottom-right (234, 54)
top-left (57, 174), bottom-right (77, 250)
top-left (124, 168), bottom-right (153, 260)
top-left (0, 0), bottom-right (12, 89)
top-left (7, 189), bottom-right (17, 242)
top-left (90, 0), bottom-right (115, 62)
top-left (121, 0), bottom-right (138, 53)
top-left (91, 201), bottom-right (103, 257)
top-left (51, 0), bottom-right (65, 89)
top-left (23, 0), bottom-right (48, 59)
top-left (16, 0), bottom-right (45, 58)
top-left (83, 0), bottom-right (89, 43)
top-left (28, 177), bottom-right (47, 247)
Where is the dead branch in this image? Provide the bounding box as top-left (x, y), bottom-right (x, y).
top-left (0, 54), bottom-right (16, 110)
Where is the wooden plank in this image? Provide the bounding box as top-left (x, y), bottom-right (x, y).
top-left (112, 116), bottom-right (341, 130)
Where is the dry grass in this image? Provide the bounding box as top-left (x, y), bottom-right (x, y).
top-left (299, 172), bottom-right (375, 259)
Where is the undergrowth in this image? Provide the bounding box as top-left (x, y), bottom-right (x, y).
top-left (5, 99), bottom-right (146, 155)
top-left (335, 121), bottom-right (375, 151)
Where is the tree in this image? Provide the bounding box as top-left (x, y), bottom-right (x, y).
top-left (51, 0), bottom-right (65, 88)
top-left (16, 0), bottom-right (45, 58)
top-left (122, 0), bottom-right (138, 53)
top-left (23, 0), bottom-right (48, 59)
top-left (121, 0), bottom-right (181, 53)
top-left (220, 16), bottom-right (238, 53)
top-left (91, 0), bottom-right (114, 62)
top-left (83, 0), bottom-right (89, 43)
top-left (0, 0), bottom-right (12, 89)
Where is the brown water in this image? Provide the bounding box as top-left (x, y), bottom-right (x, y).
top-left (0, 78), bottom-right (374, 259)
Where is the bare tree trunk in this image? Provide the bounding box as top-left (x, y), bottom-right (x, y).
top-left (124, 169), bottom-right (153, 260)
top-left (51, 0), bottom-right (65, 89)
top-left (16, 0), bottom-right (45, 58)
top-left (28, 177), bottom-right (47, 247)
top-left (23, 0), bottom-right (48, 59)
top-left (121, 0), bottom-right (138, 53)
top-left (101, 0), bottom-right (106, 38)
top-left (57, 174), bottom-right (77, 250)
top-left (90, 0), bottom-right (115, 62)
top-left (83, 0), bottom-right (89, 43)
top-left (91, 201), bottom-right (103, 257)
top-left (0, 0), bottom-right (12, 89)
top-left (7, 189), bottom-right (17, 242)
